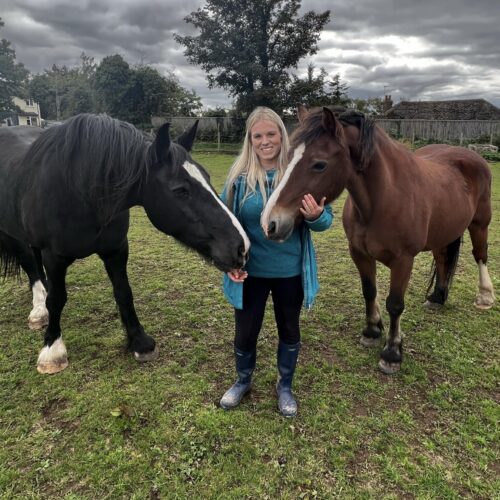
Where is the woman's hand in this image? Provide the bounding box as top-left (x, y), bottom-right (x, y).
top-left (300, 194), bottom-right (326, 221)
top-left (227, 269), bottom-right (248, 282)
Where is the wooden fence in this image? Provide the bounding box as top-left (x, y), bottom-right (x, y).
top-left (152, 116), bottom-right (500, 145)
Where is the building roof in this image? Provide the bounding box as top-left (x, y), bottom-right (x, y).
top-left (385, 99), bottom-right (500, 120)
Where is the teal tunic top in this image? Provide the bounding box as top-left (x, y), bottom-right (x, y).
top-left (221, 171), bottom-right (333, 309)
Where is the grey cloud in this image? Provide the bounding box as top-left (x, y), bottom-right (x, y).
top-left (1, 0), bottom-right (499, 108)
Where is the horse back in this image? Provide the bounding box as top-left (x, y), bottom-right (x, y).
top-left (414, 144), bottom-right (491, 196)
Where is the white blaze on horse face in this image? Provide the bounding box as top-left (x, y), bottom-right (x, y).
top-left (28, 280), bottom-right (49, 330)
top-left (182, 161), bottom-right (250, 253)
top-left (260, 143), bottom-right (305, 235)
top-left (475, 260), bottom-right (495, 309)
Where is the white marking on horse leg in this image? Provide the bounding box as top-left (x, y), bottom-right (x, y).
top-left (28, 280), bottom-right (49, 330)
top-left (260, 143), bottom-right (305, 234)
top-left (37, 337), bottom-right (68, 374)
top-left (182, 161), bottom-right (250, 253)
top-left (475, 260), bottom-right (495, 309)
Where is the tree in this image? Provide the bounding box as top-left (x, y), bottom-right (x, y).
top-left (28, 54), bottom-right (96, 120)
top-left (0, 18), bottom-right (29, 113)
top-left (175, 0), bottom-right (330, 115)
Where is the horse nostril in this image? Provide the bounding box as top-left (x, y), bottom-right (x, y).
top-left (268, 220), bottom-right (276, 235)
top-left (238, 243), bottom-right (246, 256)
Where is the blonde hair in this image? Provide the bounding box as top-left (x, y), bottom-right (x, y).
top-left (225, 107), bottom-right (290, 209)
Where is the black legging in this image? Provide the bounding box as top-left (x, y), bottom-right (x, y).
top-left (234, 275), bottom-right (304, 352)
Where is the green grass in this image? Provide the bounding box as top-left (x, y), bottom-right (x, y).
top-left (0, 157), bottom-right (498, 498)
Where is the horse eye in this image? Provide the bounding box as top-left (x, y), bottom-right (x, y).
top-left (172, 186), bottom-right (189, 199)
top-left (312, 162), bottom-right (327, 172)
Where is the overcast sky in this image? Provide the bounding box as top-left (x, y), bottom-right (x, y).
top-left (1, 0), bottom-right (499, 109)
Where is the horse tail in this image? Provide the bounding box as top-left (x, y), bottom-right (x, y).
top-left (0, 231), bottom-right (22, 279)
top-left (426, 236), bottom-right (462, 300)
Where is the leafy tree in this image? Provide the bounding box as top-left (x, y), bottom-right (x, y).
top-left (28, 54), bottom-right (96, 120)
top-left (94, 54), bottom-right (132, 120)
top-left (349, 97), bottom-right (384, 116)
top-left (0, 18), bottom-right (29, 113)
top-left (175, 0), bottom-right (330, 115)
top-left (285, 64), bottom-right (350, 113)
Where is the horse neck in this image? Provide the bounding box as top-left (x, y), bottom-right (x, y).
top-left (345, 134), bottom-right (412, 222)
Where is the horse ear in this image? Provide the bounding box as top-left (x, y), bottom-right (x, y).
top-left (297, 105), bottom-right (309, 123)
top-left (322, 107), bottom-right (338, 134)
top-left (176, 120), bottom-right (199, 152)
top-left (155, 122), bottom-right (171, 163)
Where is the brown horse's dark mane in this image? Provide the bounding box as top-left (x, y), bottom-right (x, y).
top-left (291, 107), bottom-right (377, 171)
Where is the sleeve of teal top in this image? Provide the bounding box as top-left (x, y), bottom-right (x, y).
top-left (220, 184), bottom-right (228, 204)
top-left (304, 204), bottom-right (333, 232)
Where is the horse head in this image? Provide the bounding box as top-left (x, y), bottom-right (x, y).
top-left (262, 106), bottom-right (373, 241)
top-left (141, 121), bottom-right (249, 271)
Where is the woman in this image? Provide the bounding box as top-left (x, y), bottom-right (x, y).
top-left (220, 107), bottom-right (333, 417)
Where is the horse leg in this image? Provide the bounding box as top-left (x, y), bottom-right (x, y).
top-left (350, 246), bottom-right (383, 347)
top-left (0, 230), bottom-right (48, 330)
top-left (22, 247), bottom-right (49, 331)
top-left (468, 221), bottom-right (495, 309)
top-left (37, 252), bottom-right (73, 374)
top-left (99, 243), bottom-right (158, 362)
top-left (424, 238), bottom-right (461, 308)
top-left (379, 257), bottom-right (414, 375)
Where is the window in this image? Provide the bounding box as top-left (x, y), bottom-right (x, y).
top-left (25, 99), bottom-right (34, 107)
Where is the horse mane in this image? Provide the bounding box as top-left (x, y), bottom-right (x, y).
top-left (24, 114), bottom-right (158, 223)
top-left (291, 107), bottom-right (377, 171)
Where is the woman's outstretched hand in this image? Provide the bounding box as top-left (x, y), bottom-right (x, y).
top-left (300, 193), bottom-right (326, 221)
top-left (227, 269), bottom-right (248, 282)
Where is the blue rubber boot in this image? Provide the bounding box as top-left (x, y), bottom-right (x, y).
top-left (220, 348), bottom-right (256, 409)
top-left (276, 341), bottom-right (301, 417)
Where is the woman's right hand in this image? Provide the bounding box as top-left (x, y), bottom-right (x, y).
top-left (227, 269), bottom-right (248, 282)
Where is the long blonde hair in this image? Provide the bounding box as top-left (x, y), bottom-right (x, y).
top-left (225, 107), bottom-right (290, 209)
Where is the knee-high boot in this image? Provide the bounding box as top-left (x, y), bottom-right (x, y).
top-left (220, 348), bottom-right (256, 409)
top-left (276, 340), bottom-right (301, 417)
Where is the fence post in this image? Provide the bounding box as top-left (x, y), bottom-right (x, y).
top-left (459, 132), bottom-right (463, 146)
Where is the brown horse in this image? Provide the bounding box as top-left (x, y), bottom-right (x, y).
top-left (261, 106), bottom-right (495, 374)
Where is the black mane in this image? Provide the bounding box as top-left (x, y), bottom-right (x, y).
top-left (24, 114), bottom-right (155, 223)
top-left (291, 107), bottom-right (377, 171)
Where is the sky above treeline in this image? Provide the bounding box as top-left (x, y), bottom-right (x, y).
top-left (2, 0), bottom-right (499, 109)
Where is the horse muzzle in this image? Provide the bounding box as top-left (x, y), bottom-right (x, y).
top-left (264, 211), bottom-right (295, 242)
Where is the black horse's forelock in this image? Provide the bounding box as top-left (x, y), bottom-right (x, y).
top-left (24, 114), bottom-right (156, 223)
top-left (291, 107), bottom-right (377, 171)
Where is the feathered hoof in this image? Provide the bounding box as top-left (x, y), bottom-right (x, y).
top-left (378, 359), bottom-right (401, 375)
top-left (134, 344), bottom-right (159, 362)
top-left (37, 358), bottom-right (69, 374)
top-left (37, 338), bottom-right (68, 374)
top-left (360, 335), bottom-right (381, 347)
top-left (28, 314), bottom-right (49, 331)
top-left (474, 294), bottom-right (494, 310)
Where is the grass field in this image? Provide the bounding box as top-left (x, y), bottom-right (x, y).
top-left (0, 155), bottom-right (498, 498)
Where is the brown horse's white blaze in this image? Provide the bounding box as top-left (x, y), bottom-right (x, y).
top-left (261, 143), bottom-right (305, 239)
top-left (28, 280), bottom-right (49, 330)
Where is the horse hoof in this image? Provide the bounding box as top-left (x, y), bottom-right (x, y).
top-left (378, 359), bottom-right (401, 375)
top-left (474, 294), bottom-right (494, 310)
top-left (28, 315), bottom-right (49, 331)
top-left (37, 338), bottom-right (68, 374)
top-left (360, 335), bottom-right (381, 347)
top-left (423, 300), bottom-right (443, 310)
top-left (37, 359), bottom-right (69, 374)
top-left (134, 344), bottom-right (159, 362)
top-left (474, 301), bottom-right (493, 310)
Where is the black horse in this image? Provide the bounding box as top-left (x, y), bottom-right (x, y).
top-left (0, 114), bottom-right (249, 374)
